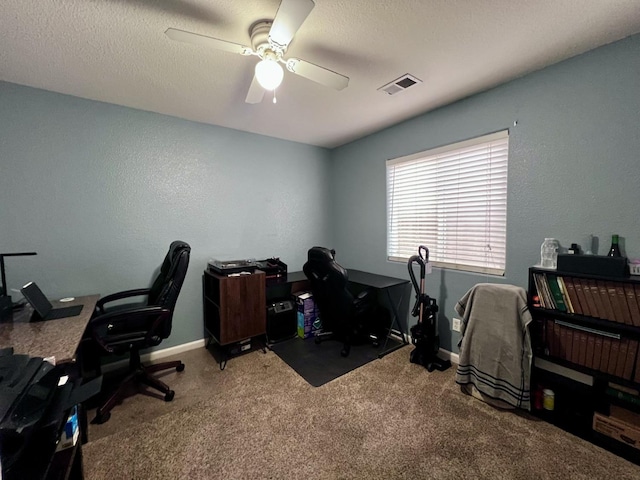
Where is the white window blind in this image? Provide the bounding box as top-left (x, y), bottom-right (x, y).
top-left (386, 130), bottom-right (508, 275)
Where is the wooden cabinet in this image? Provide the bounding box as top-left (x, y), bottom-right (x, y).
top-left (528, 266), bottom-right (640, 464)
top-left (203, 269), bottom-right (266, 346)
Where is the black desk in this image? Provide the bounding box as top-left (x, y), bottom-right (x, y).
top-left (343, 270), bottom-right (410, 357)
top-left (269, 270), bottom-right (410, 357)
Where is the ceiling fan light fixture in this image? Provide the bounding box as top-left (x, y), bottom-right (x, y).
top-left (255, 58), bottom-right (284, 90)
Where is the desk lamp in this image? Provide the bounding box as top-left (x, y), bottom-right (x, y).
top-left (0, 252), bottom-right (37, 321)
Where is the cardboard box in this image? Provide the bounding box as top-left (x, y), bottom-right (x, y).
top-left (295, 291), bottom-right (317, 339)
top-left (593, 406), bottom-right (640, 450)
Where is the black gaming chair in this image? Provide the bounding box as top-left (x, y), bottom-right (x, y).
top-left (302, 246), bottom-right (382, 357)
top-left (86, 240), bottom-right (190, 424)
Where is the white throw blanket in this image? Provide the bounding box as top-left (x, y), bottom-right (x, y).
top-left (455, 283), bottom-right (532, 410)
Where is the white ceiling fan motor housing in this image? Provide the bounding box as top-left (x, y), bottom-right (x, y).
top-left (250, 21), bottom-right (284, 59)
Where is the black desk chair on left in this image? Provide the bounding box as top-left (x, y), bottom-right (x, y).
top-left (86, 240), bottom-right (190, 424)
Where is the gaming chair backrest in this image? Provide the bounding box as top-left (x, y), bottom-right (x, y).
top-left (150, 241), bottom-right (191, 339)
top-left (303, 247), bottom-right (355, 331)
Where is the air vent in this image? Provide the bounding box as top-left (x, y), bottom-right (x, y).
top-left (378, 74), bottom-right (422, 96)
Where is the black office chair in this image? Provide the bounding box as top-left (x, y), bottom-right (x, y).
top-left (86, 240), bottom-right (190, 424)
top-left (303, 247), bottom-right (384, 357)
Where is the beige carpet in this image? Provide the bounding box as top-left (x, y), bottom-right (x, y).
top-left (83, 346), bottom-right (640, 479)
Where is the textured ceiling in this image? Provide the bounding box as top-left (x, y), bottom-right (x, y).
top-left (2, 1), bottom-right (640, 148)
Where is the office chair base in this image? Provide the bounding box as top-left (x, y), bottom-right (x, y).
top-left (313, 331), bottom-right (352, 357)
top-left (94, 410), bottom-right (111, 425)
top-left (92, 359), bottom-right (185, 424)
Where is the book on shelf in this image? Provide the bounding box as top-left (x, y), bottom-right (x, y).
top-left (553, 321), bottom-right (562, 357)
top-left (624, 284), bottom-right (640, 327)
top-left (558, 277), bottom-right (582, 315)
top-left (581, 278), bottom-right (599, 320)
top-left (615, 338), bottom-right (629, 379)
top-left (587, 279), bottom-right (606, 320)
top-left (614, 284), bottom-right (633, 326)
top-left (608, 338), bottom-right (621, 377)
top-left (572, 277), bottom-right (592, 317)
top-left (566, 328), bottom-right (574, 363)
top-left (532, 273), bottom-right (544, 308)
top-left (606, 282), bottom-right (625, 324)
top-left (546, 274), bottom-right (567, 312)
top-left (601, 337), bottom-right (612, 373)
top-left (571, 328), bottom-right (581, 364)
top-left (578, 331), bottom-right (588, 367)
top-left (624, 339), bottom-right (638, 380)
top-left (597, 280), bottom-right (616, 323)
top-left (609, 382), bottom-right (639, 397)
top-left (593, 335), bottom-right (604, 371)
top-left (532, 273), bottom-right (545, 308)
top-left (635, 285), bottom-right (640, 325)
top-left (606, 386), bottom-right (640, 408)
top-left (585, 333), bottom-right (596, 369)
top-left (544, 318), bottom-right (553, 355)
top-left (535, 273), bottom-right (553, 309)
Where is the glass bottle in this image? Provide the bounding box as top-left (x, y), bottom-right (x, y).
top-left (540, 238), bottom-right (560, 269)
top-left (608, 234), bottom-right (622, 257)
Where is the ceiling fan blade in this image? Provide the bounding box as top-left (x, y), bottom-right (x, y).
top-left (268, 0), bottom-right (315, 49)
top-left (165, 28), bottom-right (252, 55)
top-left (286, 58), bottom-right (349, 90)
top-left (245, 75), bottom-right (265, 104)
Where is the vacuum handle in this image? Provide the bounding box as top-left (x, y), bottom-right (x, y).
top-left (408, 255), bottom-right (426, 318)
top-left (407, 255), bottom-right (425, 293)
top-left (418, 245), bottom-right (429, 263)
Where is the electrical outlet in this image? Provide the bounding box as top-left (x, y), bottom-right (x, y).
top-left (452, 317), bottom-right (462, 332)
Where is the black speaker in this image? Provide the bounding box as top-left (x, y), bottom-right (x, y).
top-left (557, 254), bottom-right (628, 278)
top-left (266, 299), bottom-right (296, 344)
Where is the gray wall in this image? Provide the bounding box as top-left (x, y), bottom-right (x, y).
top-left (0, 82), bottom-right (332, 348)
top-left (330, 34), bottom-right (640, 352)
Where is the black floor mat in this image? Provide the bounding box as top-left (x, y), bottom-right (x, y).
top-left (269, 335), bottom-right (405, 387)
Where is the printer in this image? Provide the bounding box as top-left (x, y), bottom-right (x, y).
top-left (0, 349), bottom-right (101, 479)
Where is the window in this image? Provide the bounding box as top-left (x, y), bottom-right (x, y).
top-left (386, 130), bottom-right (508, 275)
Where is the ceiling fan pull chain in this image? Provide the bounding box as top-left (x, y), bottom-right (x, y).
top-left (273, 89), bottom-right (277, 104)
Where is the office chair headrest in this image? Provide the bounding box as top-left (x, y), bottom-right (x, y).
top-left (308, 246), bottom-right (336, 263)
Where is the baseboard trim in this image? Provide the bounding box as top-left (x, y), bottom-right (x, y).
top-left (102, 339), bottom-right (458, 373)
top-left (438, 348), bottom-right (459, 365)
top-left (398, 331), bottom-right (459, 365)
top-left (102, 338), bottom-right (206, 374)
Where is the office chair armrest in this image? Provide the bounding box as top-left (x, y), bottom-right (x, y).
top-left (95, 288), bottom-right (152, 313)
top-left (90, 305), bottom-right (167, 328)
top-left (90, 306), bottom-right (170, 353)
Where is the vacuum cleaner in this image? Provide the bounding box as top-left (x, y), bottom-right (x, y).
top-left (407, 246), bottom-right (451, 372)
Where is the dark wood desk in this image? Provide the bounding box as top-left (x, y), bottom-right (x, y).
top-left (0, 294), bottom-right (99, 480)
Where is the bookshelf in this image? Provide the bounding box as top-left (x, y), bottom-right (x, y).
top-left (528, 266), bottom-right (640, 464)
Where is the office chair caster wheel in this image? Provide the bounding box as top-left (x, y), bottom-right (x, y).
top-left (94, 411), bottom-right (110, 424)
top-left (176, 363), bottom-right (185, 372)
top-left (164, 390), bottom-right (175, 402)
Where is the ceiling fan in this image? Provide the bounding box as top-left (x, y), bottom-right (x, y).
top-left (165, 0), bottom-right (349, 104)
